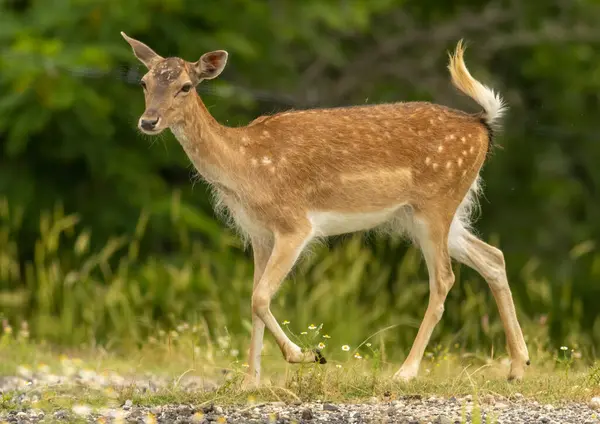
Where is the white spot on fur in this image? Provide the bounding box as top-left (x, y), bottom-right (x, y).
top-left (462, 150), bottom-right (468, 156)
top-left (438, 145), bottom-right (444, 152)
top-left (457, 158), bottom-right (463, 167)
top-left (469, 146), bottom-right (475, 154)
top-left (461, 136), bottom-right (466, 143)
top-left (446, 161), bottom-right (452, 169)
top-left (251, 158), bottom-right (258, 166)
top-left (425, 157), bottom-right (432, 165)
top-left (261, 156), bottom-right (272, 165)
top-left (262, 130), bottom-right (270, 137)
top-left (432, 163), bottom-right (439, 171)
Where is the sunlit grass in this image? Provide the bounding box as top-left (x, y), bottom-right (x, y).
top-left (1, 323), bottom-right (599, 414)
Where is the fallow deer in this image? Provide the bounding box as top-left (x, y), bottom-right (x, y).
top-left (120, 32), bottom-right (530, 387)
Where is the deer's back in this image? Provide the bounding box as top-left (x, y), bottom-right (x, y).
top-left (233, 101), bottom-right (490, 233)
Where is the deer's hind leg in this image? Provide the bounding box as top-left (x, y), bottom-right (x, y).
top-left (448, 222), bottom-right (530, 381)
top-left (393, 206), bottom-right (456, 381)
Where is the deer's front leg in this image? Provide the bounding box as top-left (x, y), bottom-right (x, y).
top-left (243, 235), bottom-right (273, 389)
top-left (251, 226), bottom-right (327, 366)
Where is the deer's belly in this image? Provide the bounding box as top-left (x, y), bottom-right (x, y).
top-left (308, 205), bottom-right (404, 237)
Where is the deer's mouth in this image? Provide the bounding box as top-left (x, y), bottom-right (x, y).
top-left (139, 126), bottom-right (164, 135)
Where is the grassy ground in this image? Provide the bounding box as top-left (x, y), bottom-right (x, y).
top-left (1, 326), bottom-right (599, 418)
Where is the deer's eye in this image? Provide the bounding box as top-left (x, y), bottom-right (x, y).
top-left (140, 80), bottom-right (147, 89)
top-left (180, 83), bottom-right (193, 93)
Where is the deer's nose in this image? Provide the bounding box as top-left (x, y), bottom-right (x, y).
top-left (140, 117), bottom-right (159, 131)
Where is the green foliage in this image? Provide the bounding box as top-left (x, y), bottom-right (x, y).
top-left (1, 0), bottom-right (600, 355)
top-left (1, 199), bottom-right (599, 360)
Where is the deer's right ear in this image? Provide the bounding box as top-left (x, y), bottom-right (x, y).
top-left (120, 32), bottom-right (163, 69)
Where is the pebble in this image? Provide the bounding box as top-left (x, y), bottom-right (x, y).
top-left (482, 394), bottom-right (496, 405)
top-left (591, 397), bottom-right (600, 410)
top-left (434, 415), bottom-right (453, 424)
top-left (301, 408), bottom-right (313, 420)
top-left (53, 410), bottom-right (68, 420)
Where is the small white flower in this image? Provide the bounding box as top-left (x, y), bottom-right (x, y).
top-left (560, 346), bottom-right (568, 351)
top-left (308, 324), bottom-right (317, 330)
top-left (336, 364), bottom-right (342, 369)
top-left (342, 345), bottom-right (350, 351)
top-left (366, 343), bottom-right (372, 347)
top-left (318, 342), bottom-right (325, 349)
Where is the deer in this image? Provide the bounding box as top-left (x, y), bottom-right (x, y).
top-left (120, 31), bottom-right (530, 387)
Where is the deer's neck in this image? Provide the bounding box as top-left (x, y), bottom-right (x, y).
top-left (170, 94), bottom-right (241, 191)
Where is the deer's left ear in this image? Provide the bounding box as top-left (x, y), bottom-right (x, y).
top-left (121, 31), bottom-right (163, 69)
top-left (191, 50), bottom-right (228, 83)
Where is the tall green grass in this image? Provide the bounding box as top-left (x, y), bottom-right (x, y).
top-left (0, 194), bottom-right (598, 364)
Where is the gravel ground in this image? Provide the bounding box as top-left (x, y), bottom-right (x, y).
top-left (1, 367), bottom-right (599, 424)
top-left (1, 394), bottom-right (599, 423)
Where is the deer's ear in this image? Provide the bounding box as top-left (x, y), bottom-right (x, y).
top-left (121, 31), bottom-right (163, 69)
top-left (191, 50), bottom-right (228, 82)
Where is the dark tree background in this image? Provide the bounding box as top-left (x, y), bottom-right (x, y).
top-left (1, 0), bottom-right (599, 352)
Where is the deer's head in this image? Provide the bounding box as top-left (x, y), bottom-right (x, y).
top-left (121, 32), bottom-right (228, 135)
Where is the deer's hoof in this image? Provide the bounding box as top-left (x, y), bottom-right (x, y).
top-left (314, 349), bottom-right (327, 364)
